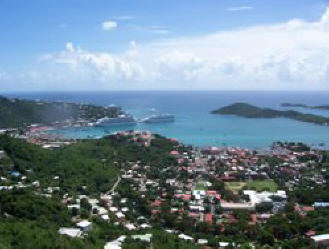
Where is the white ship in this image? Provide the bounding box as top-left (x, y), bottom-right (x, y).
top-left (141, 114), bottom-right (175, 123)
top-left (95, 114), bottom-right (136, 126)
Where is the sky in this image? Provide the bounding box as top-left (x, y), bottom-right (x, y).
top-left (1, 0), bottom-right (329, 91)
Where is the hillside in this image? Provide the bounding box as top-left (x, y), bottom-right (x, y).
top-left (0, 134), bottom-right (177, 195)
top-left (211, 102), bottom-right (329, 126)
top-left (0, 96), bottom-right (122, 128)
top-left (0, 134), bottom-right (191, 249)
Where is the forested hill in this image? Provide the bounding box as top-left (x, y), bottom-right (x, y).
top-left (0, 134), bottom-right (194, 249)
top-left (0, 95), bottom-right (122, 128)
top-left (211, 102), bottom-right (329, 126)
top-left (0, 134), bottom-right (177, 195)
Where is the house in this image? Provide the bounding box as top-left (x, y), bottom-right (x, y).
top-left (101, 214), bottom-right (110, 222)
top-left (125, 223), bottom-right (137, 230)
top-left (141, 223), bottom-right (152, 229)
top-left (314, 202), bottom-right (329, 209)
top-left (219, 242), bottom-right (230, 248)
top-left (131, 234), bottom-right (152, 243)
top-left (76, 220), bottom-right (92, 231)
top-left (110, 207), bottom-right (119, 212)
top-left (178, 234), bottom-right (194, 241)
top-left (58, 228), bottom-right (82, 238)
top-left (116, 211), bottom-right (125, 219)
top-left (197, 239), bottom-right (208, 245)
top-left (311, 234), bottom-right (329, 248)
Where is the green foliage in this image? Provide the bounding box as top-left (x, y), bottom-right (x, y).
top-left (0, 189), bottom-right (101, 249)
top-left (0, 95), bottom-right (121, 128)
top-left (0, 189), bottom-right (70, 225)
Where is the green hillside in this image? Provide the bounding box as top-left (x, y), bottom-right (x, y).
top-left (0, 96), bottom-right (122, 128)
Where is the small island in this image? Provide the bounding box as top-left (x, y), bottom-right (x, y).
top-left (281, 102), bottom-right (329, 110)
top-left (211, 102), bottom-right (329, 126)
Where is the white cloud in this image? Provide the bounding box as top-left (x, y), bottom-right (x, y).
top-left (35, 8), bottom-right (329, 90)
top-left (227, 6), bottom-right (253, 12)
top-left (65, 42), bottom-right (75, 52)
top-left (102, 20), bottom-right (118, 31)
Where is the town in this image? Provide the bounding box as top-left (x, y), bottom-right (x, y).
top-left (1, 129), bottom-right (329, 249)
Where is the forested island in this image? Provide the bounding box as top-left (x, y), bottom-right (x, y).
top-left (281, 102), bottom-right (329, 110)
top-left (0, 95), bottom-right (122, 128)
top-left (211, 103), bottom-right (329, 126)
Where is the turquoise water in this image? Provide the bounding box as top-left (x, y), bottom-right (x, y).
top-left (4, 91), bottom-right (329, 148)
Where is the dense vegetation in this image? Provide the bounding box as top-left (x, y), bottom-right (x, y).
top-left (0, 134), bottom-right (197, 248)
top-left (0, 95), bottom-right (122, 128)
top-left (0, 189), bottom-right (104, 249)
top-left (281, 102), bottom-right (329, 110)
top-left (211, 102), bottom-right (329, 126)
top-left (0, 134), bottom-right (177, 196)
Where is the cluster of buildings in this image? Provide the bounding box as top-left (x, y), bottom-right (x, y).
top-left (113, 130), bottom-right (154, 147)
top-left (1, 130), bottom-right (329, 248)
top-left (110, 136), bottom-right (329, 247)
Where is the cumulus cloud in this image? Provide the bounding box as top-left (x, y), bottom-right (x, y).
top-left (227, 6), bottom-right (253, 12)
top-left (102, 20), bottom-right (118, 31)
top-left (37, 8), bottom-right (329, 90)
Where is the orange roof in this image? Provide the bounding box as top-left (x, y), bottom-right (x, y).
top-left (302, 206), bottom-right (314, 212)
top-left (206, 190), bottom-right (217, 195)
top-left (205, 213), bottom-right (213, 224)
top-left (150, 199), bottom-right (162, 207)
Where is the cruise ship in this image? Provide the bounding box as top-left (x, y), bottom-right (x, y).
top-left (95, 114), bottom-right (136, 126)
top-left (141, 114), bottom-right (175, 123)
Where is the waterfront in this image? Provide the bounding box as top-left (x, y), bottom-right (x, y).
top-left (4, 91), bottom-right (329, 148)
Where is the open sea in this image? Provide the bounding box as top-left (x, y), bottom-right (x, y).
top-left (4, 91), bottom-right (329, 149)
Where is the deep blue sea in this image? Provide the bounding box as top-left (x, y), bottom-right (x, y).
top-left (3, 91), bottom-right (329, 149)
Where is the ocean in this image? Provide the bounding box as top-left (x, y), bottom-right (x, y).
top-left (4, 91), bottom-right (329, 149)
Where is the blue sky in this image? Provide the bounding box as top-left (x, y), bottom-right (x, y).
top-left (1, 0), bottom-right (329, 91)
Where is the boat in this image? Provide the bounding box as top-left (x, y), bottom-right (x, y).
top-left (141, 114), bottom-right (175, 123)
top-left (95, 114), bottom-right (136, 126)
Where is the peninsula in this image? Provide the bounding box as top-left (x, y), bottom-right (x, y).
top-left (211, 102), bottom-right (329, 126)
top-left (0, 95), bottom-right (122, 128)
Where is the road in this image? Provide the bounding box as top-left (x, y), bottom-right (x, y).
top-left (106, 176), bottom-right (121, 196)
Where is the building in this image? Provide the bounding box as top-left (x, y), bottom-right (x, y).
top-left (220, 202), bottom-right (254, 211)
top-left (0, 150), bottom-right (5, 159)
top-left (58, 228), bottom-right (82, 238)
top-left (311, 234), bottom-right (329, 248)
top-left (314, 202), bottom-right (329, 209)
top-left (131, 234), bottom-right (152, 243)
top-left (76, 220), bottom-right (92, 231)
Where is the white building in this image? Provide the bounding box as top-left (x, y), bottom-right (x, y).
top-left (59, 228), bottom-right (82, 238)
top-left (76, 220), bottom-right (92, 231)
